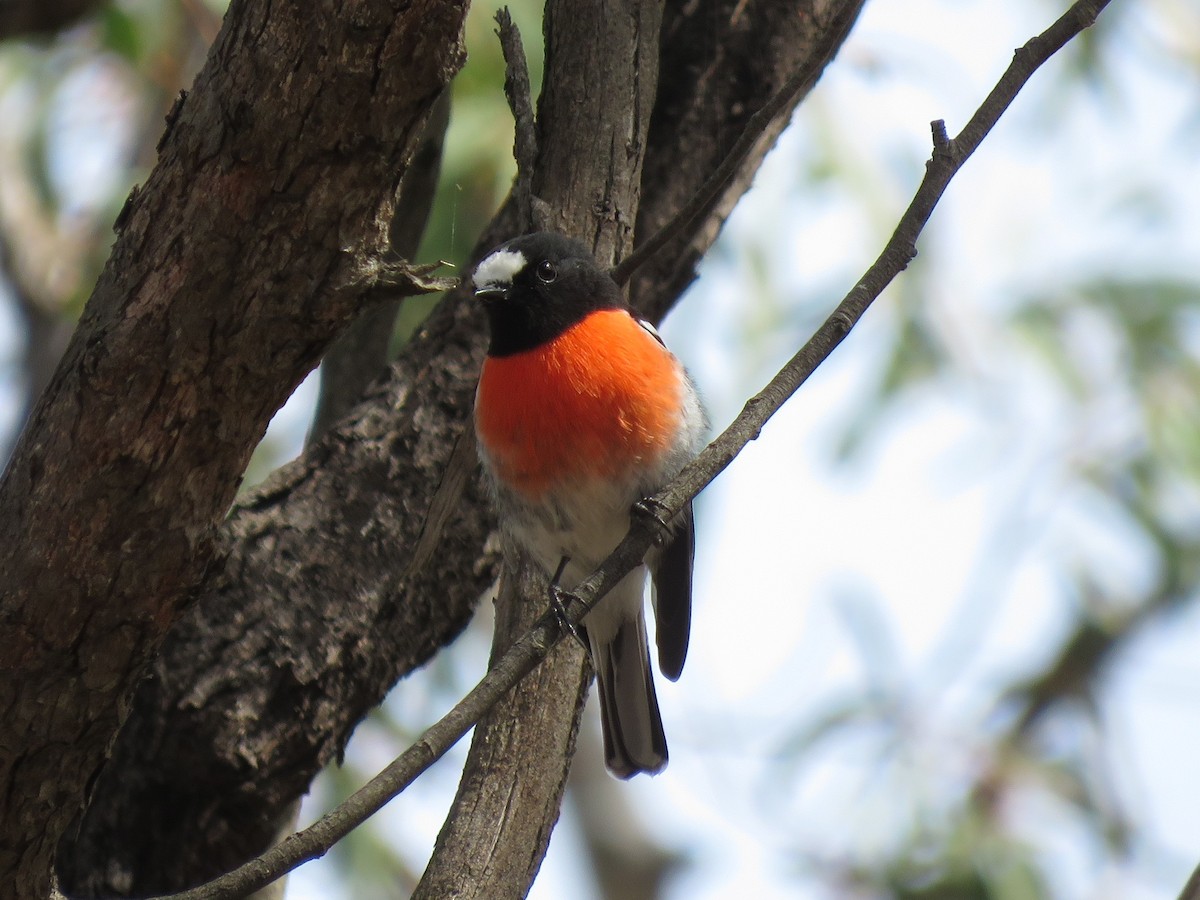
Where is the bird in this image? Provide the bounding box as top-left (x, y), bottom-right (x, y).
top-left (472, 231), bottom-right (705, 778)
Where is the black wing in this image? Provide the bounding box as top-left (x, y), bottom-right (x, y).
top-left (650, 501), bottom-right (694, 681)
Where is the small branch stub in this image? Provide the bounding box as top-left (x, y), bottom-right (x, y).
top-left (355, 258), bottom-right (458, 301)
top-left (495, 8), bottom-right (540, 231)
top-left (931, 119), bottom-right (951, 154)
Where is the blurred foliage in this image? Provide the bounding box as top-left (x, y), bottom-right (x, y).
top-left (2, 0), bottom-right (1199, 899)
top-left (723, 1), bottom-right (1200, 898)
top-left (0, 0), bottom-right (217, 450)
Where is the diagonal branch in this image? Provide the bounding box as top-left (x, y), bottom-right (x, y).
top-left (147, 1), bottom-right (1114, 897)
top-left (610, 0), bottom-right (863, 287)
top-left (628, 0), bottom-right (865, 324)
top-left (494, 8), bottom-right (541, 231)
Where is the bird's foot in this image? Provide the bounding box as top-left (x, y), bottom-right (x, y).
top-left (549, 556), bottom-right (590, 653)
top-left (633, 496), bottom-right (673, 531)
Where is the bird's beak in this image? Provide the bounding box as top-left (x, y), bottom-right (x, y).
top-left (474, 283), bottom-right (510, 302)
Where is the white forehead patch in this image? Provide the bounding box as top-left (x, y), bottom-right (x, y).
top-left (473, 249), bottom-right (527, 289)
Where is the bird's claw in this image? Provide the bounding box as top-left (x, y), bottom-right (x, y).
top-left (549, 556), bottom-right (590, 653)
top-left (633, 496), bottom-right (672, 530)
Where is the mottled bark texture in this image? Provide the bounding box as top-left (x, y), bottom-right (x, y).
top-left (10, 0), bottom-right (867, 897)
top-left (0, 0), bottom-right (468, 897)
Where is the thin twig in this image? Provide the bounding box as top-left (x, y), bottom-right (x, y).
top-left (148, 2), bottom-right (1112, 897)
top-left (495, 8), bottom-right (540, 231)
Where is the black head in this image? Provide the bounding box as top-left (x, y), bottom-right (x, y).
top-left (472, 232), bottom-right (625, 357)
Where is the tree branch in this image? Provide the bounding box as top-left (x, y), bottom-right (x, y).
top-left (55, 246), bottom-right (499, 897)
top-left (650, 0), bottom-right (1113, 519)
top-left (145, 1), bottom-right (1114, 896)
top-left (415, 0), bottom-right (664, 892)
top-left (0, 0), bottom-right (469, 895)
top-left (494, 8), bottom-right (542, 232)
top-left (628, 0), bottom-right (865, 323)
top-left (412, 562), bottom-right (590, 899)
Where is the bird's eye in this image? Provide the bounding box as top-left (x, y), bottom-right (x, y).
top-left (535, 260), bottom-right (558, 284)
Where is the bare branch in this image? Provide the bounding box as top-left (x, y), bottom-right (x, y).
top-left (494, 8), bottom-right (543, 231)
top-left (412, 562), bottom-right (589, 899)
top-left (629, 0), bottom-right (866, 324)
top-left (145, 2), bottom-right (1114, 897)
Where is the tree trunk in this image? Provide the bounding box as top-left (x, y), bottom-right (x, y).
top-left (0, 0), bottom-right (468, 896)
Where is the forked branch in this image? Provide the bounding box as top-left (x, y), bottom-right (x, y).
top-left (149, 1), bottom-right (1114, 897)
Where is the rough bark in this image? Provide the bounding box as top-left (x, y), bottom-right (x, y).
top-left (55, 271), bottom-right (500, 896)
top-left (0, 0), bottom-right (468, 896)
top-left (211, 88), bottom-right (453, 900)
top-left (57, 95), bottom-right (462, 899)
top-left (50, 0), bottom-right (865, 895)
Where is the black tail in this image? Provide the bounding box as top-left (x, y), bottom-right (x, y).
top-left (651, 501), bottom-right (694, 681)
top-left (591, 612), bottom-right (667, 778)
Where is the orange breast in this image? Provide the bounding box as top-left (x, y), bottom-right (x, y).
top-left (476, 310), bottom-right (683, 497)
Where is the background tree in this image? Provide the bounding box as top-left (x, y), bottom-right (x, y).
top-left (1, 0), bottom-right (1196, 898)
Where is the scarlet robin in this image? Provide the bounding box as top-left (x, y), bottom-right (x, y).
top-left (472, 231), bottom-right (704, 778)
